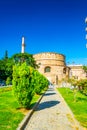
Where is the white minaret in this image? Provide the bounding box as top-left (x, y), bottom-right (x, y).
top-left (21, 37), bottom-right (25, 53)
top-left (85, 17), bottom-right (87, 48)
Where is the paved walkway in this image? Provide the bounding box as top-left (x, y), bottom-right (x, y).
top-left (24, 88), bottom-right (84, 130)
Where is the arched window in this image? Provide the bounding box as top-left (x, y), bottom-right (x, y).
top-left (63, 68), bottom-right (66, 74)
top-left (44, 66), bottom-right (51, 73)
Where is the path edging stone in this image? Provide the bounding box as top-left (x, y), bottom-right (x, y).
top-left (17, 91), bottom-right (46, 130)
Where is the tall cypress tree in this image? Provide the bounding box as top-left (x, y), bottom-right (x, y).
top-left (4, 50), bottom-right (8, 60)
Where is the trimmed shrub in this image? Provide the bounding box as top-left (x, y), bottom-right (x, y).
top-left (12, 63), bottom-right (35, 108)
top-left (34, 71), bottom-right (48, 94)
top-left (12, 62), bottom-right (49, 108)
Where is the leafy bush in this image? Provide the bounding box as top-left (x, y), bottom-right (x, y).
top-left (34, 70), bottom-right (48, 94)
top-left (12, 63), bottom-right (35, 108)
top-left (77, 79), bottom-right (87, 95)
top-left (68, 78), bottom-right (78, 86)
top-left (6, 77), bottom-right (12, 85)
top-left (12, 62), bottom-right (49, 108)
top-left (68, 78), bottom-right (87, 96)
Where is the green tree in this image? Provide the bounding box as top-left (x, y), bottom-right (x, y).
top-left (5, 58), bottom-right (14, 78)
top-left (0, 52), bottom-right (38, 81)
top-left (77, 79), bottom-right (87, 95)
top-left (0, 60), bottom-right (6, 80)
top-left (0, 58), bottom-right (14, 81)
top-left (4, 50), bottom-right (8, 60)
top-left (83, 66), bottom-right (87, 74)
top-left (12, 53), bottom-right (38, 69)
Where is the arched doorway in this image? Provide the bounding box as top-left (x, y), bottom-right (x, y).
top-left (56, 75), bottom-right (58, 85)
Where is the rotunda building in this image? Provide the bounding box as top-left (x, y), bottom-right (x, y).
top-left (33, 52), bottom-right (70, 85)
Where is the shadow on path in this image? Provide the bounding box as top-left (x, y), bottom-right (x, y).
top-left (44, 92), bottom-right (56, 96)
top-left (36, 100), bottom-right (60, 111)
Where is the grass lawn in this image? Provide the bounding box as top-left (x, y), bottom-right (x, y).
top-left (58, 87), bottom-right (87, 128)
top-left (0, 87), bottom-right (41, 130)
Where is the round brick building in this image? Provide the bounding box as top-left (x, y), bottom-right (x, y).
top-left (33, 52), bottom-right (69, 85)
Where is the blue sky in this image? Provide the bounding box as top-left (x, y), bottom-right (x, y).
top-left (0, 0), bottom-right (87, 65)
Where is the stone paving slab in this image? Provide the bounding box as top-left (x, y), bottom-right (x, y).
top-left (24, 88), bottom-right (84, 130)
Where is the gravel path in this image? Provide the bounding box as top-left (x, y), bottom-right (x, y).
top-left (24, 88), bottom-right (83, 130)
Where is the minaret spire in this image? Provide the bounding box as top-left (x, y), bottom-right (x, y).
top-left (21, 36), bottom-right (25, 53)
